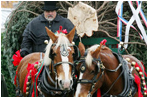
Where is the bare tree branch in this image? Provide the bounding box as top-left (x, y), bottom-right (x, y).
top-left (59, 2), bottom-right (68, 13)
top-left (97, 1), bottom-right (109, 13)
top-left (63, 1), bottom-right (73, 7)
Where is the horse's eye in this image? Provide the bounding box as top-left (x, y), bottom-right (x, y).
top-left (90, 70), bottom-right (95, 74)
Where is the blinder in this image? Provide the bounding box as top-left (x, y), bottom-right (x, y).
top-left (80, 62), bottom-right (86, 73)
top-left (78, 57), bottom-right (102, 73)
top-left (49, 44), bottom-right (56, 60)
top-left (73, 45), bottom-right (80, 61)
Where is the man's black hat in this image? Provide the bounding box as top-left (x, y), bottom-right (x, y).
top-left (42, 1), bottom-right (59, 11)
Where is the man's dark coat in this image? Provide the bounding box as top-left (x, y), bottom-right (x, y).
top-left (21, 13), bottom-right (78, 57)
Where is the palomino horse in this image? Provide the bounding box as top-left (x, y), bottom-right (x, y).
top-left (75, 42), bottom-right (147, 97)
top-left (15, 26), bottom-right (78, 97)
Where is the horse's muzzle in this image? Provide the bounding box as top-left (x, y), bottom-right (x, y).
top-left (59, 80), bottom-right (73, 90)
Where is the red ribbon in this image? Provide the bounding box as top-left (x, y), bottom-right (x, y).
top-left (57, 26), bottom-right (68, 34)
top-left (100, 39), bottom-right (107, 45)
top-left (23, 62), bottom-right (38, 93)
top-left (12, 50), bottom-right (23, 66)
top-left (134, 74), bottom-right (143, 97)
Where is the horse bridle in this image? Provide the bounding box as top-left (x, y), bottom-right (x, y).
top-left (76, 51), bottom-right (124, 97)
top-left (49, 43), bottom-right (79, 76)
top-left (76, 56), bottom-right (105, 97)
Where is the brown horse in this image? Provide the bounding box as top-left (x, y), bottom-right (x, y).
top-left (75, 42), bottom-right (147, 97)
top-left (15, 26), bottom-right (77, 97)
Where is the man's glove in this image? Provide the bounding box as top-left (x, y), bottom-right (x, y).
top-left (20, 51), bottom-right (28, 57)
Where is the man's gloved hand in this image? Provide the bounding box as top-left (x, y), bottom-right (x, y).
top-left (20, 51), bottom-right (28, 57)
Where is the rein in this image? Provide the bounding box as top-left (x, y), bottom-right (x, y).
top-left (38, 66), bottom-right (74, 96)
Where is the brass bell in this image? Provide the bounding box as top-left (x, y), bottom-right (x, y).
top-left (144, 87), bottom-right (147, 91)
top-left (125, 58), bottom-right (130, 62)
top-left (44, 40), bottom-right (48, 44)
top-left (26, 87), bottom-right (29, 91)
top-left (26, 92), bottom-right (29, 95)
top-left (141, 77), bottom-right (145, 80)
top-left (34, 64), bottom-right (38, 69)
top-left (26, 82), bottom-right (30, 86)
top-left (144, 92), bottom-right (147, 95)
top-left (27, 76), bottom-right (31, 79)
top-left (143, 82), bottom-right (146, 86)
top-left (135, 67), bottom-right (140, 71)
top-left (139, 72), bottom-right (143, 76)
top-left (131, 62), bottom-right (136, 66)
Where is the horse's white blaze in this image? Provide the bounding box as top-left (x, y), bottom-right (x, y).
top-left (75, 72), bottom-right (83, 97)
top-left (60, 55), bottom-right (72, 88)
top-left (61, 56), bottom-right (70, 80)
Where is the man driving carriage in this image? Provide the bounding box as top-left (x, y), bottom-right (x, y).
top-left (20, 1), bottom-right (78, 57)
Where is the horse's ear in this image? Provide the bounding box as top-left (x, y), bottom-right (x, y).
top-left (92, 44), bottom-right (102, 58)
top-left (78, 42), bottom-right (85, 56)
top-left (66, 26), bottom-right (76, 43)
top-left (45, 27), bottom-right (57, 42)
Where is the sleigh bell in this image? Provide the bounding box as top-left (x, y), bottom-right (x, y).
top-left (26, 87), bottom-right (29, 91)
top-left (139, 72), bottom-right (143, 76)
top-left (34, 64), bottom-right (38, 69)
top-left (27, 76), bottom-right (31, 80)
top-left (142, 82), bottom-right (146, 86)
top-left (125, 58), bottom-right (130, 62)
top-left (131, 61), bottom-right (136, 66)
top-left (144, 92), bottom-right (147, 95)
top-left (144, 87), bottom-right (147, 91)
top-left (135, 67), bottom-right (140, 71)
top-left (26, 92), bottom-right (29, 95)
top-left (26, 82), bottom-right (30, 86)
top-left (141, 76), bottom-right (145, 80)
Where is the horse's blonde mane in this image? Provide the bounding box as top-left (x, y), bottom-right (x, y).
top-left (85, 45), bottom-right (100, 67)
top-left (43, 33), bottom-right (70, 66)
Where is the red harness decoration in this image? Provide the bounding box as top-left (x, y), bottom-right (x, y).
top-left (134, 74), bottom-right (143, 97)
top-left (134, 62), bottom-right (147, 96)
top-left (23, 62), bottom-right (38, 94)
top-left (13, 50), bottom-right (23, 85)
top-left (12, 50), bottom-right (23, 66)
top-left (57, 26), bottom-right (68, 34)
top-left (140, 62), bottom-right (147, 77)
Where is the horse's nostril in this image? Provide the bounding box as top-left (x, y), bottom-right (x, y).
top-left (60, 80), bottom-right (63, 85)
top-left (70, 80), bottom-right (73, 84)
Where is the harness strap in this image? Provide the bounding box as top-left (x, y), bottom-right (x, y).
top-left (101, 66), bottom-right (124, 96)
top-left (105, 63), bottom-right (122, 72)
top-left (45, 66), bottom-right (55, 85)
